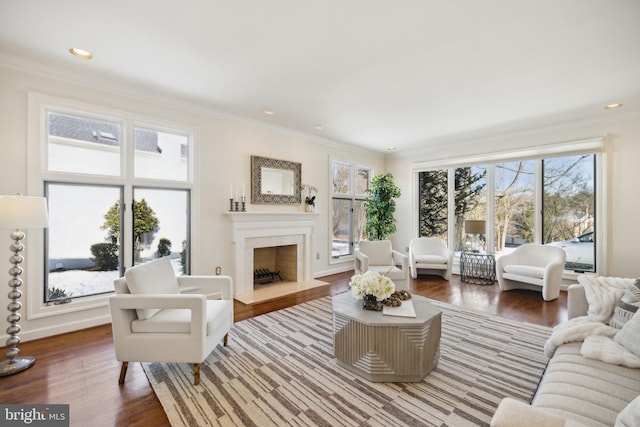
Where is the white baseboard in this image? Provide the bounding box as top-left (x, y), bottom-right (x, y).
top-left (0, 315), bottom-right (112, 344)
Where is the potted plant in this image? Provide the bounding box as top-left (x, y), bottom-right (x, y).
top-left (364, 173), bottom-right (401, 240)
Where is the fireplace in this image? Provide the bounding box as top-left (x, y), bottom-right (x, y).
top-left (254, 245), bottom-right (297, 284)
top-left (226, 212), bottom-right (318, 297)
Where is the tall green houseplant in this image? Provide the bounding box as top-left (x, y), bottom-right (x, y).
top-left (365, 173), bottom-right (401, 240)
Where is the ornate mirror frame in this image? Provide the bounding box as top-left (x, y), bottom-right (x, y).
top-left (251, 155), bottom-right (302, 204)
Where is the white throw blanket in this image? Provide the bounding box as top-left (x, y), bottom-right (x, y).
top-left (544, 275), bottom-right (635, 357)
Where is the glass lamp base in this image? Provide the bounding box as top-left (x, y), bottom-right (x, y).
top-left (0, 356), bottom-right (35, 376)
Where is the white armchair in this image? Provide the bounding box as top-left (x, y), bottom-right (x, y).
top-left (496, 244), bottom-right (566, 301)
top-left (109, 257), bottom-right (234, 385)
top-left (409, 237), bottom-right (453, 280)
top-left (354, 240), bottom-right (409, 291)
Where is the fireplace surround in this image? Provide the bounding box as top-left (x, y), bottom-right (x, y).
top-left (226, 212), bottom-right (319, 297)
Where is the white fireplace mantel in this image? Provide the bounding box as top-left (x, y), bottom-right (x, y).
top-left (225, 212), bottom-right (319, 296)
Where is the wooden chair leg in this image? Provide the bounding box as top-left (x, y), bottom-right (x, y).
top-left (223, 333), bottom-right (229, 346)
top-left (193, 363), bottom-right (200, 385)
top-left (118, 361), bottom-right (129, 384)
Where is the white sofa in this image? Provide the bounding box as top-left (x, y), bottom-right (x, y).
top-left (491, 282), bottom-right (640, 427)
top-left (496, 243), bottom-right (566, 301)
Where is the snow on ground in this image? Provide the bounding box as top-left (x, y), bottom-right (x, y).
top-left (49, 269), bottom-right (118, 297)
top-left (48, 258), bottom-right (183, 298)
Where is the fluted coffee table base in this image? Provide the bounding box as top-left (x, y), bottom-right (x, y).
top-left (332, 293), bottom-right (441, 382)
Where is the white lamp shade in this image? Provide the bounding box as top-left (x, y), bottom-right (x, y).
top-left (465, 220), bottom-right (485, 235)
top-left (0, 195), bottom-right (49, 229)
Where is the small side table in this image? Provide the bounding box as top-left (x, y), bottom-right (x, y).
top-left (460, 252), bottom-right (496, 285)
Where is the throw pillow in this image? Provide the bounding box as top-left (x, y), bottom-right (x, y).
top-left (614, 309), bottom-right (640, 358)
top-left (615, 394), bottom-right (640, 427)
top-left (609, 279), bottom-right (640, 329)
top-left (125, 257), bottom-right (180, 320)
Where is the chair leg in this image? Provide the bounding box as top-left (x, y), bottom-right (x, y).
top-left (118, 361), bottom-right (129, 384)
top-left (223, 333), bottom-right (229, 346)
top-left (193, 363), bottom-right (200, 385)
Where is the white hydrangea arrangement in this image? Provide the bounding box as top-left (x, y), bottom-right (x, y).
top-left (349, 270), bottom-right (395, 301)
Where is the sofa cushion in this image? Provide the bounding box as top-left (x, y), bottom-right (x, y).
top-left (616, 395), bottom-right (640, 427)
top-left (125, 257), bottom-right (180, 320)
top-left (414, 254), bottom-right (448, 264)
top-left (614, 309), bottom-right (640, 357)
top-left (504, 264), bottom-right (545, 279)
top-left (131, 300), bottom-right (232, 335)
top-left (533, 342), bottom-right (640, 427)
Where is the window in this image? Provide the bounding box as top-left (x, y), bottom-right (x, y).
top-left (415, 141), bottom-right (601, 274)
top-left (331, 161), bottom-right (371, 259)
top-left (31, 95), bottom-right (194, 309)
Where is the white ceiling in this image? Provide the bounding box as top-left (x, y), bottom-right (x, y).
top-left (1, 0), bottom-right (639, 152)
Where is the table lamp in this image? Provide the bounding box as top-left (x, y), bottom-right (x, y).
top-left (464, 220), bottom-right (486, 252)
top-left (0, 194), bottom-right (49, 376)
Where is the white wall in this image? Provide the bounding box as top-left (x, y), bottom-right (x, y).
top-left (0, 65), bottom-right (384, 341)
top-left (385, 113), bottom-right (640, 279)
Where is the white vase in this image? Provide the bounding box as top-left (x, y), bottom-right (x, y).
top-left (305, 204), bottom-right (314, 212)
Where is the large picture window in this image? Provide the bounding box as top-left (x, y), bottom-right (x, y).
top-left (35, 100), bottom-right (193, 306)
top-left (331, 161), bottom-right (370, 259)
top-left (417, 147), bottom-right (599, 273)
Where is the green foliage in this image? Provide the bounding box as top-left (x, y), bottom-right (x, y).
top-left (418, 170), bottom-right (448, 237)
top-left (157, 238), bottom-right (172, 258)
top-left (364, 173), bottom-right (401, 240)
top-left (101, 198), bottom-right (159, 261)
top-left (180, 239), bottom-right (188, 274)
top-left (48, 286), bottom-right (70, 301)
top-left (418, 168), bottom-right (486, 247)
top-left (90, 242), bottom-right (119, 271)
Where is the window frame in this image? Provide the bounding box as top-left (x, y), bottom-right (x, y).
top-left (412, 138), bottom-right (606, 279)
top-left (26, 92), bottom-right (196, 320)
top-left (329, 159), bottom-right (372, 263)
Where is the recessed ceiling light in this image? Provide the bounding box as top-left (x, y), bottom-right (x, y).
top-left (69, 48), bottom-right (93, 60)
top-left (314, 125), bottom-right (324, 130)
top-left (604, 103), bottom-right (623, 110)
top-left (263, 109), bottom-right (276, 115)
top-left (387, 146), bottom-right (397, 151)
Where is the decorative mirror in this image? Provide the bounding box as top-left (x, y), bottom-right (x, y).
top-left (251, 155), bottom-right (301, 204)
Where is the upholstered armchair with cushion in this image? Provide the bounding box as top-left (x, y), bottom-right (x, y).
top-left (409, 237), bottom-right (453, 280)
top-left (354, 240), bottom-right (409, 291)
top-left (109, 257), bottom-right (234, 385)
top-left (496, 243), bottom-right (566, 301)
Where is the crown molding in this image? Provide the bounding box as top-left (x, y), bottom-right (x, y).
top-left (0, 52), bottom-right (376, 157)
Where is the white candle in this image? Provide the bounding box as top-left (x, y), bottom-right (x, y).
top-left (230, 184), bottom-right (233, 199)
top-left (242, 182), bottom-right (245, 197)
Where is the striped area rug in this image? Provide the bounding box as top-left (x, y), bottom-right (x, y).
top-left (143, 295), bottom-right (552, 427)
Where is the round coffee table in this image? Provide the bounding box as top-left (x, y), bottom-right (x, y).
top-left (332, 292), bottom-right (441, 382)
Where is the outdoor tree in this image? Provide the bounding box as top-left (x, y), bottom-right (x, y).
top-left (101, 199), bottom-right (160, 260)
top-left (418, 170), bottom-right (448, 238)
top-left (494, 162), bottom-right (534, 251)
top-left (157, 237), bottom-right (172, 258)
top-left (453, 168), bottom-right (486, 250)
top-left (365, 173), bottom-right (401, 240)
top-left (419, 168), bottom-right (486, 248)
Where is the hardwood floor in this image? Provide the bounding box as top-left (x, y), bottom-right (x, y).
top-left (0, 273), bottom-right (566, 426)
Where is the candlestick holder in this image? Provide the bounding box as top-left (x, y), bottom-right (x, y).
top-left (241, 196), bottom-right (246, 212)
top-left (234, 201), bottom-right (239, 211)
top-left (229, 198), bottom-right (234, 212)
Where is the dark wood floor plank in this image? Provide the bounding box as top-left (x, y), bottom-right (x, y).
top-left (0, 273), bottom-right (565, 426)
